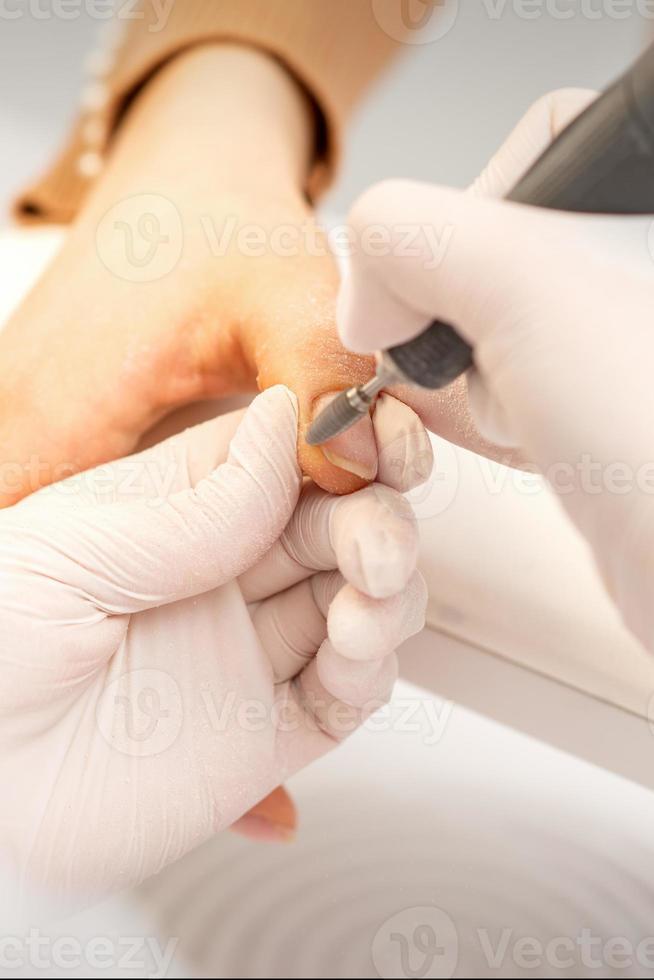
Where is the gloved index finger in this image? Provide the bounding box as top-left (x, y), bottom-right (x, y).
top-left (239, 482), bottom-right (419, 603)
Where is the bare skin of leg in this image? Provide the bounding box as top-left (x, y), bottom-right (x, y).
top-left (0, 44), bottom-right (517, 509)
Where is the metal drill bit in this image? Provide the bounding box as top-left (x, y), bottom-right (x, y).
top-left (305, 356), bottom-right (401, 446)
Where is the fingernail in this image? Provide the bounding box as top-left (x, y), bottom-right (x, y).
top-left (231, 813), bottom-right (296, 844)
top-left (373, 394), bottom-right (433, 492)
top-left (313, 393), bottom-right (378, 481)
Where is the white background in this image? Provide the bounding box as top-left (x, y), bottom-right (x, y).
top-left (0, 1), bottom-right (647, 221)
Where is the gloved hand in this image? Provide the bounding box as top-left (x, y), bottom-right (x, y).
top-left (0, 386), bottom-right (426, 903)
top-left (338, 89), bottom-right (654, 655)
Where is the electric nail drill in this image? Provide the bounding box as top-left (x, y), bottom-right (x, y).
top-left (307, 42), bottom-right (654, 446)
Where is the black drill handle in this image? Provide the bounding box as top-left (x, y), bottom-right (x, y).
top-left (389, 43), bottom-right (654, 390)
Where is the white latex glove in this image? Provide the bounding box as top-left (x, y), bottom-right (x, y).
top-left (0, 385), bottom-right (426, 904)
top-left (339, 89), bottom-right (654, 655)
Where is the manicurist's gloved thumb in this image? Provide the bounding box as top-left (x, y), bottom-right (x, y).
top-left (5, 386), bottom-right (302, 616)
